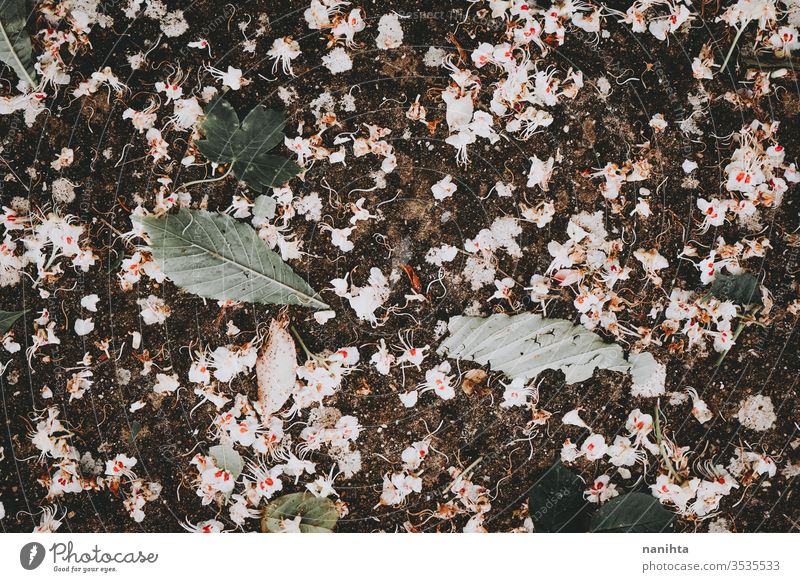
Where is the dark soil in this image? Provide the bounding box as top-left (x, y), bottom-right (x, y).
top-left (0, 0), bottom-right (798, 533)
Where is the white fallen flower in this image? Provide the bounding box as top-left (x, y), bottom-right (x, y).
top-left (736, 394), bottom-right (776, 432)
top-left (322, 47), bottom-right (353, 74)
top-left (129, 401), bottom-right (146, 413)
top-left (527, 155), bottom-right (555, 190)
top-left (688, 388), bottom-right (713, 424)
top-left (399, 390), bottom-right (418, 408)
top-left (137, 295), bottom-right (171, 325)
top-left (431, 175), bottom-right (458, 201)
top-left (313, 310), bottom-right (336, 324)
top-left (562, 409), bottom-right (590, 429)
top-left (153, 373), bottom-right (179, 394)
top-left (74, 318), bottom-right (95, 336)
top-left (376, 13), bottom-right (404, 49)
top-left (80, 294), bottom-right (100, 312)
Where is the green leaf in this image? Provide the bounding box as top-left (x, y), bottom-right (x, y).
top-left (209, 444), bottom-right (244, 479)
top-left (437, 313), bottom-right (630, 384)
top-left (133, 209), bottom-right (328, 310)
top-left (195, 99), bottom-right (239, 161)
top-left (528, 461), bottom-right (590, 532)
top-left (261, 493), bottom-right (338, 533)
top-left (195, 99), bottom-right (301, 191)
top-left (0, 0), bottom-right (37, 88)
top-left (708, 273), bottom-right (761, 306)
top-left (590, 493), bottom-right (675, 533)
top-left (0, 309), bottom-right (26, 335)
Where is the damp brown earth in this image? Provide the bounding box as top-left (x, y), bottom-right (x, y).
top-left (0, 0), bottom-right (798, 533)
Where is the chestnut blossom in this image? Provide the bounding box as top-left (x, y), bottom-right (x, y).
top-left (585, 475), bottom-right (619, 503)
top-left (418, 361), bottom-right (455, 401)
top-left (580, 433), bottom-right (608, 461)
top-left (431, 174), bottom-right (458, 201)
top-left (527, 154), bottom-right (555, 190)
top-left (268, 37), bottom-right (301, 75)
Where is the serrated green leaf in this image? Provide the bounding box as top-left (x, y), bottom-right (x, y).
top-left (195, 99), bottom-right (300, 191)
top-left (437, 313), bottom-right (630, 384)
top-left (590, 492), bottom-right (674, 533)
top-left (0, 0), bottom-right (37, 88)
top-left (262, 493), bottom-right (338, 533)
top-left (0, 309), bottom-right (26, 335)
top-left (235, 105), bottom-right (288, 161)
top-left (209, 444), bottom-right (244, 479)
top-left (529, 461), bottom-right (590, 532)
top-left (134, 209), bottom-right (328, 310)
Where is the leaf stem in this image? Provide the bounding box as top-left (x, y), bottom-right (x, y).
top-left (289, 324), bottom-right (320, 362)
top-left (718, 24), bottom-right (747, 73)
top-left (715, 305), bottom-right (760, 367)
top-left (654, 401), bottom-right (682, 485)
top-left (441, 456), bottom-right (484, 495)
top-left (0, 155), bottom-right (29, 191)
top-left (178, 165), bottom-right (233, 191)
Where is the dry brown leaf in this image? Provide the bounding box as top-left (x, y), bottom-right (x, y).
top-left (460, 368), bottom-right (488, 395)
top-left (256, 313), bottom-right (297, 415)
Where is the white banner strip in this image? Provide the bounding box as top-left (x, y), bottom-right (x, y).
top-left (1, 533), bottom-right (797, 580)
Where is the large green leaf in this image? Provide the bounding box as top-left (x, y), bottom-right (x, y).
top-left (195, 99), bottom-right (301, 191)
top-left (529, 461), bottom-right (590, 532)
top-left (0, 0), bottom-right (37, 88)
top-left (134, 209), bottom-right (328, 310)
top-left (590, 493), bottom-right (674, 533)
top-left (0, 309), bottom-right (26, 335)
top-left (262, 493), bottom-right (338, 533)
top-left (437, 313), bottom-right (630, 384)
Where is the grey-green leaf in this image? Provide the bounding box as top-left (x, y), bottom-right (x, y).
top-left (0, 309), bottom-right (26, 335)
top-left (590, 493), bottom-right (674, 533)
top-left (437, 313), bottom-right (630, 384)
top-left (134, 209), bottom-right (328, 310)
top-left (195, 99), bottom-right (300, 191)
top-left (209, 444), bottom-right (244, 480)
top-left (0, 0), bottom-right (37, 88)
top-left (262, 493), bottom-right (338, 533)
top-left (629, 351), bottom-right (658, 387)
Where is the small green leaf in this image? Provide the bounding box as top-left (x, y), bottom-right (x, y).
top-left (0, 309), bottom-right (26, 335)
top-left (590, 492), bottom-right (674, 533)
top-left (528, 461), bottom-right (590, 532)
top-left (707, 273), bottom-right (761, 306)
top-left (196, 99), bottom-right (301, 191)
top-left (134, 209), bottom-right (328, 310)
top-left (0, 0), bottom-right (37, 88)
top-left (209, 444), bottom-right (244, 479)
top-left (262, 493), bottom-right (338, 533)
